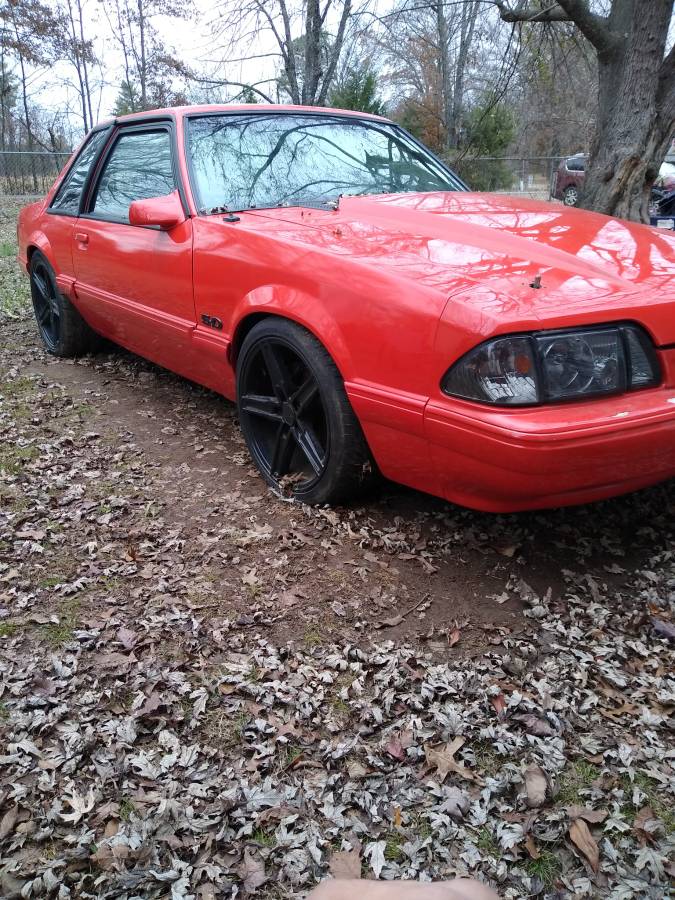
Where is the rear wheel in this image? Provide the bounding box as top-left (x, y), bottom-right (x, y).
top-left (30, 250), bottom-right (97, 357)
top-left (236, 318), bottom-right (374, 504)
top-left (563, 185), bottom-right (579, 207)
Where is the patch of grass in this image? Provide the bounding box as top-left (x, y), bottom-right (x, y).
top-left (202, 708), bottom-right (249, 750)
top-left (0, 444), bottom-right (39, 476)
top-left (472, 739), bottom-right (504, 778)
top-left (476, 827), bottom-right (500, 857)
top-left (278, 744), bottom-right (302, 768)
top-left (39, 599), bottom-right (80, 647)
top-left (0, 622), bottom-right (18, 638)
top-left (252, 827), bottom-right (276, 848)
top-left (303, 628), bottom-right (323, 647)
top-left (526, 849), bottom-right (562, 887)
top-left (384, 830), bottom-right (405, 861)
top-left (2, 375), bottom-right (34, 398)
top-left (0, 241), bottom-right (15, 258)
top-left (119, 798), bottom-right (135, 821)
top-left (555, 760), bottom-right (600, 806)
top-left (621, 772), bottom-right (675, 834)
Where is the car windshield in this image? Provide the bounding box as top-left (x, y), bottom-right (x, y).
top-left (187, 113), bottom-right (463, 213)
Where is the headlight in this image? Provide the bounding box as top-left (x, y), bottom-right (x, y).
top-left (441, 324), bottom-right (660, 406)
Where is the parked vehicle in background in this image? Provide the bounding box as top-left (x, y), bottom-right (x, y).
top-left (551, 153), bottom-right (586, 206)
top-left (552, 155), bottom-right (675, 208)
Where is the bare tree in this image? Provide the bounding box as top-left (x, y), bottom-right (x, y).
top-left (100, 0), bottom-right (192, 113)
top-left (210, 0), bottom-right (354, 106)
top-left (380, 0), bottom-right (487, 150)
top-left (495, 0), bottom-right (675, 221)
top-left (53, 0), bottom-right (97, 131)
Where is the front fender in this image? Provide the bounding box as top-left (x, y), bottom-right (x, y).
top-left (230, 284), bottom-right (356, 380)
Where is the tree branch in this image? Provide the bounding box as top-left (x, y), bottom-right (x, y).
top-left (493, 0), bottom-right (617, 55)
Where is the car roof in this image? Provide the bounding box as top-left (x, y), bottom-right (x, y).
top-left (109, 103), bottom-right (392, 126)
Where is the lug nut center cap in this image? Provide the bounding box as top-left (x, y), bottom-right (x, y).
top-left (281, 402), bottom-right (296, 426)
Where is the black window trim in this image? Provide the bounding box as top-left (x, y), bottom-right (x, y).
top-left (79, 117), bottom-right (190, 226)
top-left (46, 123), bottom-right (113, 218)
top-left (182, 108), bottom-right (468, 216)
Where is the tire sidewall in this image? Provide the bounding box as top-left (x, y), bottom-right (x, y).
top-left (236, 320), bottom-right (350, 505)
top-left (30, 250), bottom-right (63, 355)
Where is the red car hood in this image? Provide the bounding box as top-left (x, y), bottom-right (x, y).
top-left (251, 191), bottom-right (675, 345)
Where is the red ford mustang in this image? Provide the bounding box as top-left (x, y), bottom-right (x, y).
top-left (17, 104), bottom-right (675, 512)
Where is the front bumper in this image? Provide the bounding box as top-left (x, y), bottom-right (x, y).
top-left (425, 374), bottom-right (675, 512)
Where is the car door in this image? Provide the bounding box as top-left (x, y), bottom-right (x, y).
top-left (40, 128), bottom-right (111, 296)
top-left (72, 123), bottom-right (196, 373)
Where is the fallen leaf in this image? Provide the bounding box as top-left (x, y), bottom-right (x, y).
top-left (384, 735), bottom-right (406, 762)
top-left (569, 817), bottom-right (599, 873)
top-left (525, 834), bottom-right (540, 859)
top-left (237, 849), bottom-right (267, 894)
top-left (634, 806), bottom-right (661, 845)
top-left (448, 628), bottom-right (461, 647)
top-left (567, 806), bottom-right (608, 825)
top-left (438, 786), bottom-right (469, 820)
top-left (495, 542), bottom-right (520, 557)
top-left (650, 617), bottom-right (675, 641)
top-left (490, 693), bottom-right (507, 718)
top-left (0, 805), bottom-right (18, 839)
top-left (116, 626), bottom-right (137, 649)
top-left (513, 713), bottom-right (556, 736)
top-left (424, 737), bottom-right (480, 783)
top-left (524, 763), bottom-right (548, 808)
top-left (328, 848), bottom-right (362, 880)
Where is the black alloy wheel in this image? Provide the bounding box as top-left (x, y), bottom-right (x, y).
top-left (236, 318), bottom-right (374, 504)
top-left (31, 256), bottom-right (61, 352)
top-left (29, 250), bottom-right (97, 357)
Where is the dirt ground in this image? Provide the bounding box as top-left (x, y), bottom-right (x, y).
top-left (1, 203), bottom-right (674, 899)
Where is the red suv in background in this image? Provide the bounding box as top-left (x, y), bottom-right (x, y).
top-left (552, 154), bottom-right (675, 207)
top-left (551, 154), bottom-right (586, 206)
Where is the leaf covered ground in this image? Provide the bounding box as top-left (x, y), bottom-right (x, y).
top-left (1, 204), bottom-right (674, 898)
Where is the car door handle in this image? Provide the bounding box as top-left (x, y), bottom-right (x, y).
top-left (74, 232), bottom-right (89, 245)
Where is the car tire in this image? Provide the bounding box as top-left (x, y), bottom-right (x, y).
top-left (563, 186), bottom-right (579, 207)
top-left (236, 317), bottom-right (375, 505)
top-left (29, 250), bottom-right (98, 357)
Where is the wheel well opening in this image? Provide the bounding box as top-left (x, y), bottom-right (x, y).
top-left (229, 313), bottom-right (273, 366)
top-left (27, 245), bottom-right (39, 265)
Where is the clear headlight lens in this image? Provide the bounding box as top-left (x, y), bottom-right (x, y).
top-left (442, 324), bottom-right (659, 406)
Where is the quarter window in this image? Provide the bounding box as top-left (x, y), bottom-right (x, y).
top-left (50, 129), bottom-right (109, 215)
top-left (91, 130), bottom-right (175, 222)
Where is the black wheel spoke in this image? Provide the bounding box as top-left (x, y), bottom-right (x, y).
top-left (32, 271), bottom-right (48, 299)
top-left (292, 375), bottom-right (319, 414)
top-left (293, 422), bottom-right (325, 476)
top-left (261, 343), bottom-right (293, 400)
top-left (240, 393), bottom-right (282, 422)
top-left (36, 303), bottom-right (50, 325)
top-left (270, 424), bottom-right (295, 477)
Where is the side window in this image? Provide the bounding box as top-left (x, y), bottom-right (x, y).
top-left (91, 130), bottom-right (175, 222)
top-left (50, 130), bottom-right (108, 215)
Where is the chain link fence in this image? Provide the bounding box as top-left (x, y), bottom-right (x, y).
top-left (0, 150), bottom-right (565, 203)
top-left (0, 150), bottom-right (71, 200)
top-left (453, 155), bottom-right (564, 199)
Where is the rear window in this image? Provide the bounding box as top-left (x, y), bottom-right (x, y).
top-left (566, 156), bottom-right (586, 172)
top-left (50, 130), bottom-right (109, 215)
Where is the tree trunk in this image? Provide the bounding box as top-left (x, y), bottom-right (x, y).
top-left (435, 1), bottom-right (452, 151)
top-left (77, 0), bottom-right (94, 129)
top-left (138, 0), bottom-right (147, 108)
top-left (302, 0), bottom-right (321, 104)
top-left (580, 0), bottom-right (674, 221)
top-left (450, 0), bottom-right (479, 148)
